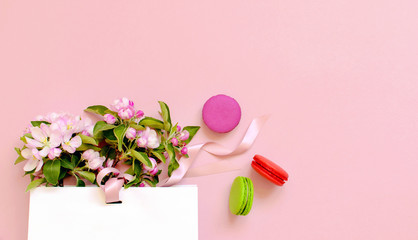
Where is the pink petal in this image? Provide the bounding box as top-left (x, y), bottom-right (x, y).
top-left (62, 143), bottom-right (75, 153)
top-left (106, 159), bottom-right (114, 168)
top-left (88, 157), bottom-right (105, 170)
top-left (49, 132), bottom-right (62, 148)
top-left (48, 148), bottom-right (62, 159)
top-left (69, 135), bottom-right (82, 148)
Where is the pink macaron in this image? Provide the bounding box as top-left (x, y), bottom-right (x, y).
top-left (202, 94), bottom-right (241, 133)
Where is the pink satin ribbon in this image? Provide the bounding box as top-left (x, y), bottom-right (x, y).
top-left (159, 115), bottom-right (269, 186)
top-left (98, 115), bottom-right (268, 203)
top-left (96, 167), bottom-right (124, 204)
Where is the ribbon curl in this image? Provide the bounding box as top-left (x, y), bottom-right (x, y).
top-left (159, 115), bottom-right (269, 186)
top-left (96, 167), bottom-right (124, 204)
top-left (98, 115), bottom-right (268, 203)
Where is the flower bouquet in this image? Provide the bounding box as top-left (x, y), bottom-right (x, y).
top-left (15, 97), bottom-right (200, 192)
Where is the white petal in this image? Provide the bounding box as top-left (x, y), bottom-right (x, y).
top-left (23, 158), bottom-right (39, 172)
top-left (25, 137), bottom-right (44, 148)
top-left (21, 148), bottom-right (32, 159)
top-left (40, 123), bottom-right (51, 136)
top-left (63, 132), bottom-right (72, 142)
top-left (35, 160), bottom-right (44, 172)
top-left (49, 132), bottom-right (62, 148)
top-left (30, 127), bottom-right (47, 142)
top-left (39, 147), bottom-right (50, 157)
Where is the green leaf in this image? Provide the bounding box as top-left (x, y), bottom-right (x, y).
top-left (107, 148), bottom-right (116, 161)
top-left (170, 123), bottom-right (178, 135)
top-left (59, 168), bottom-right (67, 180)
top-left (20, 133), bottom-right (31, 144)
top-left (124, 176), bottom-right (140, 189)
top-left (14, 148), bottom-right (26, 164)
top-left (77, 171), bottom-right (96, 184)
top-left (129, 123), bottom-right (145, 131)
top-left (114, 125), bottom-right (127, 151)
top-left (151, 150), bottom-right (166, 164)
top-left (43, 160), bottom-right (61, 185)
top-left (124, 166), bottom-right (134, 175)
top-left (24, 169), bottom-right (35, 176)
top-left (30, 121), bottom-right (50, 127)
top-left (143, 178), bottom-right (156, 187)
top-left (26, 178), bottom-right (46, 192)
top-left (138, 117), bottom-right (164, 130)
top-left (79, 134), bottom-right (98, 146)
top-left (60, 157), bottom-right (74, 170)
top-left (103, 129), bottom-right (117, 141)
top-left (133, 160), bottom-right (143, 176)
top-left (76, 144), bottom-right (101, 152)
top-left (183, 126), bottom-right (200, 144)
top-left (129, 149), bottom-right (152, 168)
top-left (71, 155), bottom-right (81, 168)
top-left (76, 178), bottom-right (86, 187)
top-left (93, 121), bottom-right (117, 137)
top-left (166, 144), bottom-right (178, 177)
top-left (84, 105), bottom-right (110, 116)
top-left (158, 101), bottom-right (172, 131)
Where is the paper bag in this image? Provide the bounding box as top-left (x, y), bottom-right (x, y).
top-left (28, 186), bottom-right (198, 240)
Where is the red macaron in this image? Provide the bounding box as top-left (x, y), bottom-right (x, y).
top-left (251, 154), bottom-right (289, 186)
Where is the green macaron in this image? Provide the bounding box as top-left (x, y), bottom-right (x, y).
top-left (229, 176), bottom-right (254, 216)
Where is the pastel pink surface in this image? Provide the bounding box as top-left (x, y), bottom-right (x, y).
top-left (202, 94), bottom-right (241, 133)
top-left (1, 1), bottom-right (418, 240)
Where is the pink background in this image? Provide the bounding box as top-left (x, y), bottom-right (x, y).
top-left (1, 1), bottom-right (418, 239)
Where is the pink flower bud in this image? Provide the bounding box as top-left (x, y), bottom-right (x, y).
top-left (139, 183), bottom-right (145, 187)
top-left (179, 130), bottom-right (190, 141)
top-left (125, 127), bottom-right (137, 140)
top-left (88, 156), bottom-right (106, 170)
top-left (48, 148), bottom-right (62, 160)
top-left (143, 157), bottom-right (159, 175)
top-left (144, 157), bottom-right (157, 171)
top-left (136, 110), bottom-right (144, 118)
top-left (82, 149), bottom-right (98, 161)
top-left (181, 147), bottom-right (188, 155)
top-left (150, 167), bottom-right (159, 175)
top-left (104, 114), bottom-right (116, 124)
top-left (106, 159), bottom-right (114, 168)
top-left (111, 97), bottom-right (134, 111)
top-left (118, 107), bottom-right (135, 120)
top-left (170, 137), bottom-right (179, 146)
top-left (137, 137), bottom-right (148, 148)
top-left (81, 130), bottom-right (91, 136)
top-left (176, 125), bottom-right (181, 132)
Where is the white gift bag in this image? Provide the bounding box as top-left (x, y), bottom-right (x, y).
top-left (28, 186), bottom-right (198, 240)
